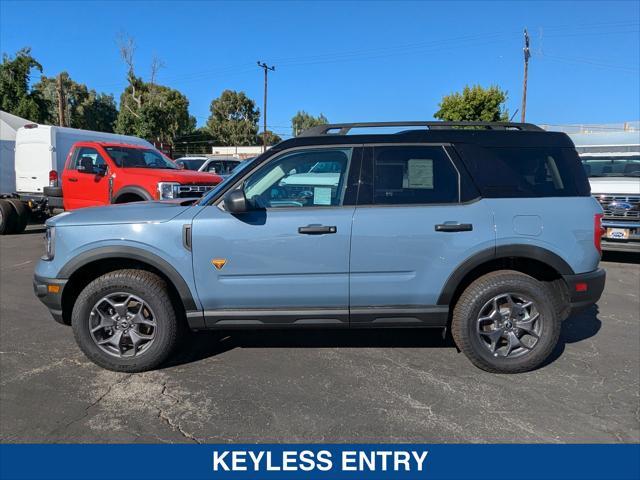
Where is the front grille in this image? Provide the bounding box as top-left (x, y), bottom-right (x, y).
top-left (593, 194), bottom-right (640, 220)
top-left (176, 185), bottom-right (214, 198)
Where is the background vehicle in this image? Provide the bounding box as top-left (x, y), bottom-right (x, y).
top-left (175, 156), bottom-right (241, 177)
top-left (35, 121), bottom-right (605, 374)
top-left (173, 156), bottom-right (209, 171)
top-left (0, 122), bottom-right (153, 234)
top-left (59, 142), bottom-right (223, 210)
top-left (571, 131), bottom-right (640, 252)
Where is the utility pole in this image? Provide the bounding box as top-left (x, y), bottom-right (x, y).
top-left (521, 28), bottom-right (530, 123)
top-left (257, 61), bottom-right (275, 152)
top-left (56, 73), bottom-right (66, 127)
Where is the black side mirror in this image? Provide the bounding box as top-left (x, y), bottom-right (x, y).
top-left (223, 189), bottom-right (250, 214)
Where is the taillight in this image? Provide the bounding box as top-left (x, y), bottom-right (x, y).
top-left (594, 213), bottom-right (604, 255)
top-left (49, 170), bottom-right (58, 187)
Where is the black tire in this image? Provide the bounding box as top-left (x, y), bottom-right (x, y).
top-left (0, 200), bottom-right (17, 235)
top-left (6, 199), bottom-right (30, 234)
top-left (72, 269), bottom-right (182, 372)
top-left (451, 270), bottom-right (561, 374)
top-left (43, 186), bottom-right (63, 197)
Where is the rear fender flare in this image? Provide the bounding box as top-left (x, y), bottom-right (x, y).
top-left (437, 244), bottom-right (575, 305)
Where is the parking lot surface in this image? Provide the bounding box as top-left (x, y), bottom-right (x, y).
top-left (1, 226), bottom-right (638, 443)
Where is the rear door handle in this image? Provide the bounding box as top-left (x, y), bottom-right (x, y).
top-left (298, 225), bottom-right (337, 235)
top-left (435, 223), bottom-right (473, 232)
top-left (67, 178), bottom-right (78, 183)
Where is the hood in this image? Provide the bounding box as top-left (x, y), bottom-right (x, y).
top-left (46, 199), bottom-right (196, 227)
top-left (119, 168), bottom-right (222, 184)
top-left (589, 177), bottom-right (640, 195)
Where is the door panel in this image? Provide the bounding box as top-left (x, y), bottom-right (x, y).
top-left (191, 206), bottom-right (354, 326)
top-left (62, 147), bottom-right (110, 210)
top-left (349, 145), bottom-right (495, 326)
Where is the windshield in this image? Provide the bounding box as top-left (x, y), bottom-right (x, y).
top-left (197, 158), bottom-right (256, 205)
top-left (581, 155), bottom-right (640, 177)
top-left (105, 146), bottom-right (178, 169)
top-left (177, 159), bottom-right (206, 170)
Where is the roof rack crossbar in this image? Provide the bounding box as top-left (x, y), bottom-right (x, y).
top-left (299, 121), bottom-right (544, 136)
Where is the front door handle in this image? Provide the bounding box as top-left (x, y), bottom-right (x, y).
top-left (298, 225), bottom-right (337, 235)
top-left (435, 223), bottom-right (473, 232)
top-left (67, 177), bottom-right (78, 183)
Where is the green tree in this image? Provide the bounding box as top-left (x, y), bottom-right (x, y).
top-left (34, 73), bottom-right (118, 132)
top-left (291, 110), bottom-right (328, 136)
top-left (173, 128), bottom-right (215, 156)
top-left (434, 85), bottom-right (509, 122)
top-left (114, 35), bottom-right (195, 144)
top-left (259, 130), bottom-right (282, 146)
top-left (0, 47), bottom-right (49, 122)
top-left (206, 90), bottom-right (260, 146)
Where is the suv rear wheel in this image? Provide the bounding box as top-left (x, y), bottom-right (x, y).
top-left (451, 270), bottom-right (561, 373)
top-left (72, 269), bottom-right (181, 372)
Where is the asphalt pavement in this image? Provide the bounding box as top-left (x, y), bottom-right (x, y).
top-left (1, 226), bottom-right (638, 443)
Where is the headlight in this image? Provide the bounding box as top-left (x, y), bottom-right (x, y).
top-left (157, 182), bottom-right (180, 199)
top-left (43, 226), bottom-right (55, 260)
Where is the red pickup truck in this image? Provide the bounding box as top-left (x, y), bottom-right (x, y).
top-left (47, 141), bottom-right (222, 210)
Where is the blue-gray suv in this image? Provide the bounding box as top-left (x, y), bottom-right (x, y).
top-left (34, 122), bottom-right (606, 373)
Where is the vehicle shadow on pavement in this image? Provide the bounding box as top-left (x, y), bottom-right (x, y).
top-left (165, 307), bottom-right (602, 370)
top-left (540, 305), bottom-right (602, 368)
top-left (165, 328), bottom-right (455, 369)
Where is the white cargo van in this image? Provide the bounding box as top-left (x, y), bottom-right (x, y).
top-left (0, 123), bottom-right (152, 234)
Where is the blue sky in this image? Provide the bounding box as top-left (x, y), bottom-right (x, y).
top-left (1, 0), bottom-right (639, 138)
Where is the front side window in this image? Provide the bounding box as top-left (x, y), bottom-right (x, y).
top-left (243, 148), bottom-right (352, 208)
top-left (371, 146), bottom-right (459, 205)
top-left (104, 147), bottom-right (177, 169)
top-left (72, 147), bottom-right (107, 173)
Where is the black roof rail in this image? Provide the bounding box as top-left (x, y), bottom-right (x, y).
top-left (298, 121), bottom-right (545, 137)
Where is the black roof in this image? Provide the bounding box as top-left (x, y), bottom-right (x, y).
top-left (273, 121), bottom-right (574, 152)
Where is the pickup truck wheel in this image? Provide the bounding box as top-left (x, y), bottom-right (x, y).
top-left (72, 269), bottom-right (181, 372)
top-left (6, 199), bottom-right (30, 234)
top-left (451, 270), bottom-right (561, 374)
top-left (0, 200), bottom-right (17, 235)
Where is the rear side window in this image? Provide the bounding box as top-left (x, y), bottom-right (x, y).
top-left (455, 145), bottom-right (590, 197)
top-left (368, 146), bottom-right (459, 205)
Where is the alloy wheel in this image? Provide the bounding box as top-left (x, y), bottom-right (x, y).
top-left (476, 293), bottom-right (542, 358)
top-left (89, 292), bottom-right (157, 358)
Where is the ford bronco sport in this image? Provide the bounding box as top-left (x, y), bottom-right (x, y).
top-left (34, 121), bottom-right (606, 373)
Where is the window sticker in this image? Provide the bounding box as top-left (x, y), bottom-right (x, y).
top-left (407, 159), bottom-right (434, 189)
top-left (313, 187), bottom-right (332, 205)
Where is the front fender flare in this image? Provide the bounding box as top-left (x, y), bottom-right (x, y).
top-left (113, 185), bottom-right (154, 203)
top-left (58, 245), bottom-right (197, 311)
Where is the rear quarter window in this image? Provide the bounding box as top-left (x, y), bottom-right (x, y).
top-left (454, 144), bottom-right (590, 197)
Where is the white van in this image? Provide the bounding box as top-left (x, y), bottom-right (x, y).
top-left (0, 123), bottom-right (152, 235)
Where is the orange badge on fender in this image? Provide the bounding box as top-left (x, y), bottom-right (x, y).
top-left (211, 258), bottom-right (227, 270)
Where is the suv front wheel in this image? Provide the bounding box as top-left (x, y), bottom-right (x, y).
top-left (451, 270), bottom-right (561, 373)
top-left (72, 270), bottom-right (181, 372)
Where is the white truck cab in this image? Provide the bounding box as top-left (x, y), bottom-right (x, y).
top-left (570, 132), bottom-right (640, 253)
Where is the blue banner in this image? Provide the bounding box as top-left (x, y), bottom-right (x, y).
top-left (1, 444), bottom-right (638, 480)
